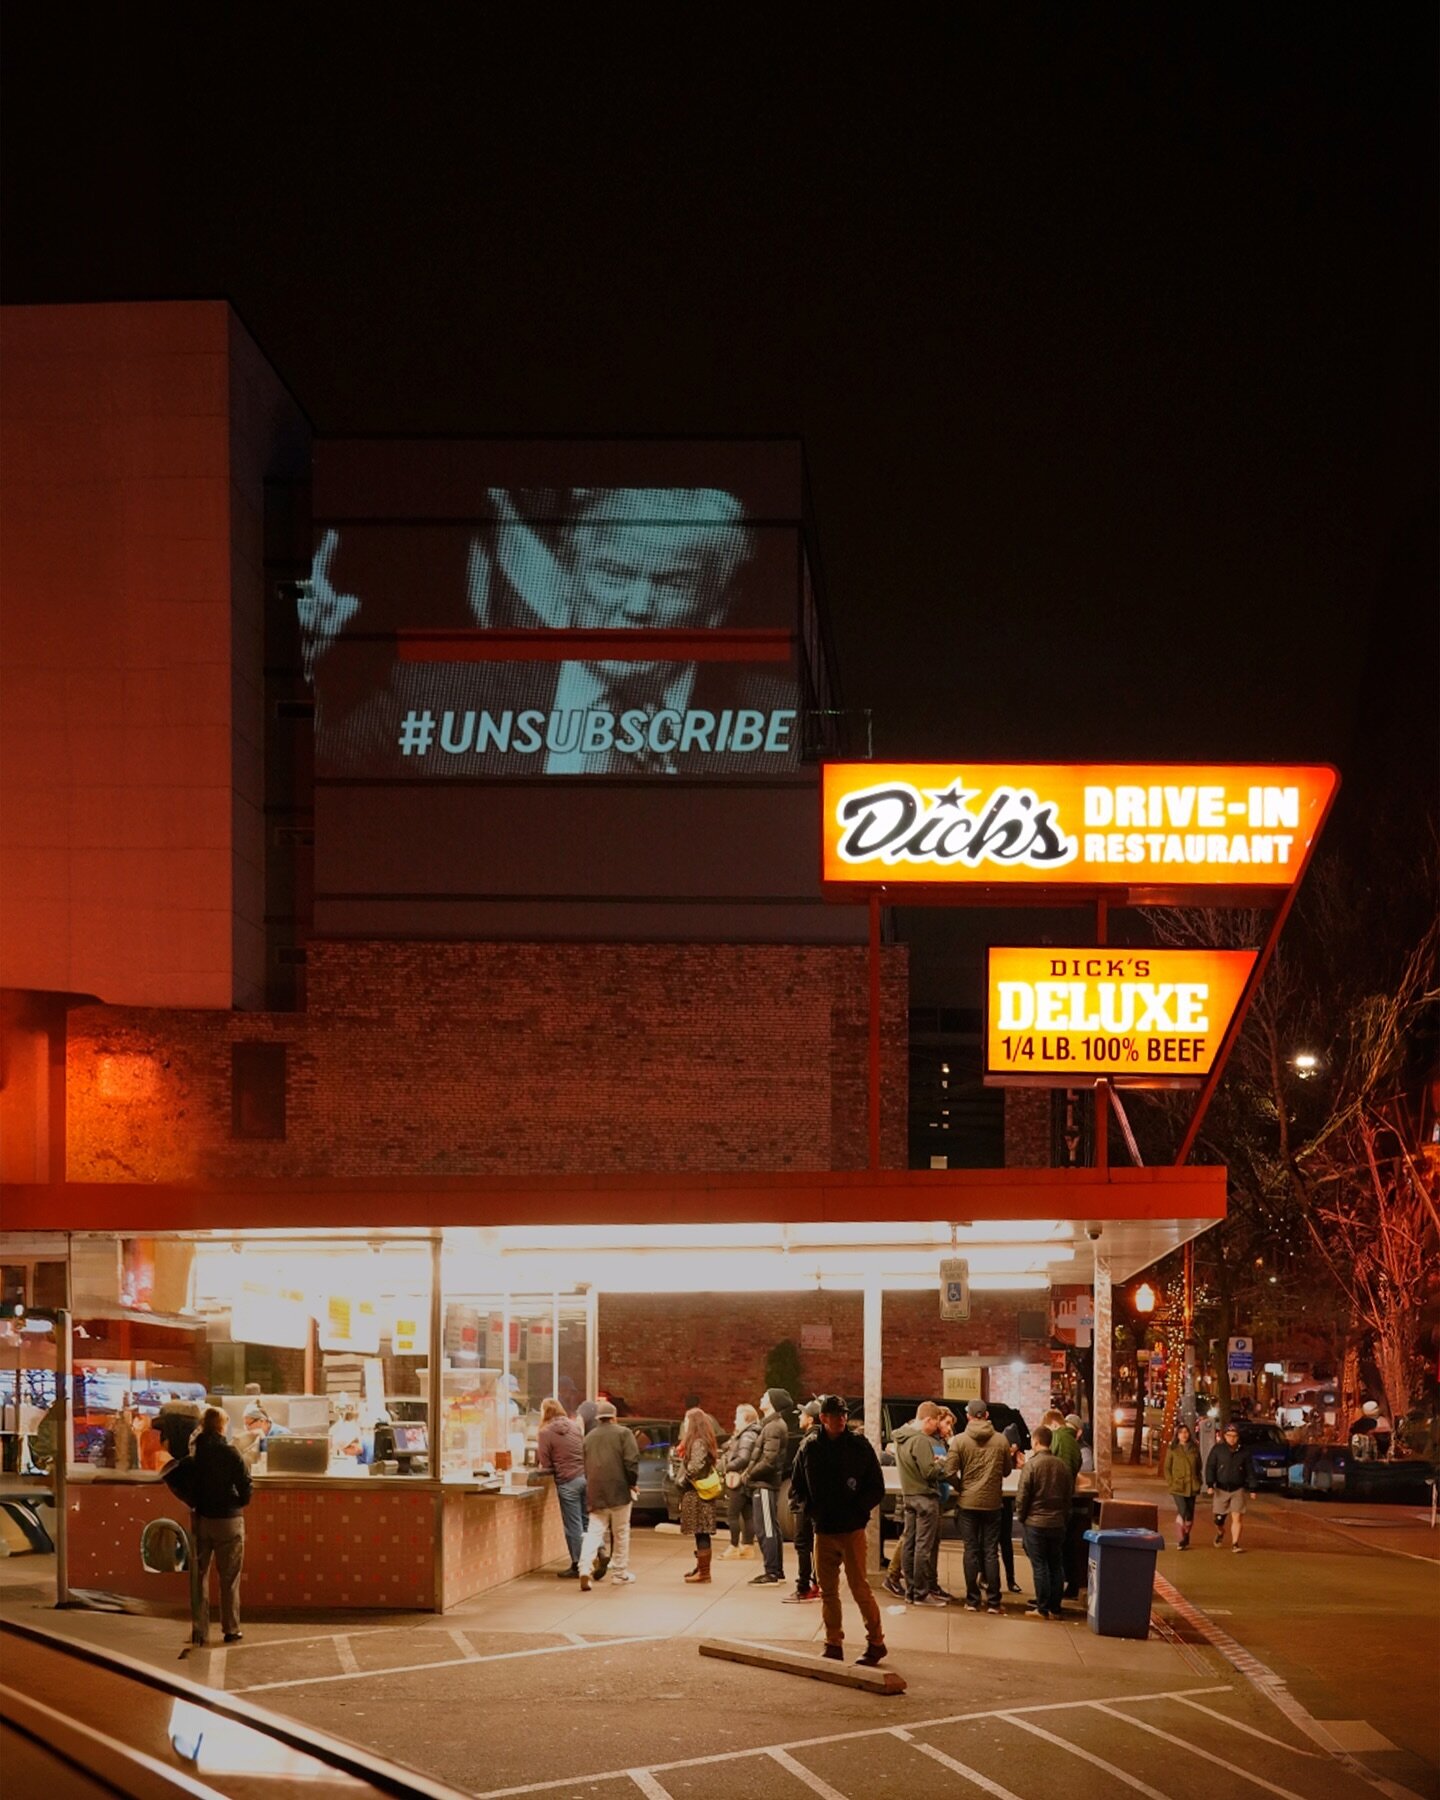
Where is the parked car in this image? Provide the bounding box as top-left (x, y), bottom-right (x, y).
top-left (1232, 1420), bottom-right (1290, 1488)
top-left (620, 1417), bottom-right (683, 1520)
top-left (1288, 1444), bottom-right (1437, 1505)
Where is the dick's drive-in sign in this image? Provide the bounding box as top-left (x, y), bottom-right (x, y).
top-left (984, 946), bottom-right (1258, 1087)
top-left (821, 762), bottom-right (1337, 894)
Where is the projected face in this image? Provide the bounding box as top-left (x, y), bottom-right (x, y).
top-left (568, 490), bottom-right (748, 682)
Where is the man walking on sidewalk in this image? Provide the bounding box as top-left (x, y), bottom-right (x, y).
top-left (1205, 1422), bottom-right (1256, 1553)
top-left (788, 1395), bottom-right (888, 1666)
top-left (893, 1401), bottom-right (948, 1606)
top-left (577, 1402), bottom-right (639, 1589)
top-left (944, 1399), bottom-right (1016, 1613)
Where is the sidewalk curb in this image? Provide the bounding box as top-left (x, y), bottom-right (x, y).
top-left (1153, 1573), bottom-right (1425, 1800)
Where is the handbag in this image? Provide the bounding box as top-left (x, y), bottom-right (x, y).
top-left (692, 1463), bottom-right (723, 1502)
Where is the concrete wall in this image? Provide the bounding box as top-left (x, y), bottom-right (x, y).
top-left (0, 300), bottom-right (306, 1010)
top-left (63, 938), bottom-right (908, 1181)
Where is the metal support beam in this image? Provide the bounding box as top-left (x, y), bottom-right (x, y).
top-left (867, 891), bottom-right (882, 1172)
top-left (1092, 1253), bottom-right (1113, 1499)
top-left (863, 1274), bottom-right (882, 1566)
top-left (428, 1235), bottom-right (444, 1612)
top-left (54, 1307), bottom-right (71, 1608)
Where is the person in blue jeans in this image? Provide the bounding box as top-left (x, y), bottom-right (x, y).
top-left (1013, 1424), bottom-right (1074, 1618)
top-left (538, 1397), bottom-right (589, 1577)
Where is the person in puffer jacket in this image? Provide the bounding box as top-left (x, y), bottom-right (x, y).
top-left (943, 1400), bottom-right (1017, 1612)
top-left (720, 1403), bottom-right (761, 1558)
top-left (740, 1386), bottom-right (794, 1584)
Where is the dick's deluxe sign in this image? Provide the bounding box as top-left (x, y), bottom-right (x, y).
top-left (983, 946), bottom-right (1257, 1087)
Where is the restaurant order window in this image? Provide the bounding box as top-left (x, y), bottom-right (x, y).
top-left (56, 1230), bottom-right (594, 1485)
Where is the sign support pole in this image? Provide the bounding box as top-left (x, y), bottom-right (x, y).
top-left (863, 1273), bottom-right (882, 1567)
top-left (1093, 898), bottom-right (1109, 1177)
top-left (1092, 1255), bottom-right (1113, 1499)
top-left (867, 890), bottom-right (882, 1172)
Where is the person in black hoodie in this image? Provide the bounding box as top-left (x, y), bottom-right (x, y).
top-left (741, 1386), bottom-right (794, 1585)
top-left (163, 1406), bottom-right (252, 1643)
top-left (788, 1395), bottom-right (888, 1666)
top-left (1204, 1423), bottom-right (1255, 1553)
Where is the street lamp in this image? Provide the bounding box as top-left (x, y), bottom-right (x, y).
top-left (1291, 1051), bottom-right (1320, 1079)
top-left (1133, 1281), bottom-right (1157, 1315)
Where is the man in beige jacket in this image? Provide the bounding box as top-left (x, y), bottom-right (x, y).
top-left (943, 1399), bottom-right (1016, 1612)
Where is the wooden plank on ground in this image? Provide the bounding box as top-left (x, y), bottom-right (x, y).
top-left (698, 1637), bottom-right (906, 1695)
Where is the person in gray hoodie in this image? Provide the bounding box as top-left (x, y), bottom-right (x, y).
top-left (893, 1402), bottom-right (948, 1606)
top-left (1014, 1424), bottom-right (1074, 1618)
top-left (943, 1399), bottom-right (1016, 1612)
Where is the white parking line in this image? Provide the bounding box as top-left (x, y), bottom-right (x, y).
top-left (908, 1738), bottom-right (1025, 1799)
top-left (1001, 1712), bottom-right (1171, 1800)
top-left (470, 1686), bottom-right (1231, 1798)
top-left (447, 1628), bottom-right (482, 1662)
top-left (234, 1632), bottom-right (663, 1694)
top-left (333, 1636), bottom-right (361, 1675)
top-left (1095, 1703), bottom-right (1310, 1798)
top-left (1165, 1693), bottom-right (1319, 1756)
top-left (768, 1748), bottom-right (848, 1799)
top-left (627, 1772), bottom-right (672, 1799)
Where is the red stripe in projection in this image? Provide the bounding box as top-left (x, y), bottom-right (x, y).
top-left (397, 628), bottom-right (793, 664)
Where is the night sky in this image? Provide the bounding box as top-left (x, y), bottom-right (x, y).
top-left (4, 12), bottom-right (1435, 808)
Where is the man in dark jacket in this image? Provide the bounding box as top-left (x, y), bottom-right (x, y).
top-left (155, 1393), bottom-right (202, 1462)
top-left (1204, 1423), bottom-right (1255, 1552)
top-left (741, 1386), bottom-right (794, 1585)
top-left (893, 1402), bottom-right (947, 1606)
top-left (1014, 1425), bottom-right (1074, 1618)
top-left (782, 1398), bottom-right (823, 1603)
top-left (577, 1402), bottom-right (640, 1589)
top-left (163, 1406), bottom-right (252, 1643)
top-left (788, 1395), bottom-right (888, 1665)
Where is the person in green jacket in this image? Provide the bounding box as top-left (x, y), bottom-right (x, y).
top-left (1043, 1409), bottom-right (1082, 1480)
top-left (1164, 1423), bottom-right (1204, 1549)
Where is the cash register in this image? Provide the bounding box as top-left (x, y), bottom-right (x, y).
top-left (373, 1421), bottom-right (429, 1475)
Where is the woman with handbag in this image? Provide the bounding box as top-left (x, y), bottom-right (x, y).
top-left (677, 1406), bottom-right (722, 1584)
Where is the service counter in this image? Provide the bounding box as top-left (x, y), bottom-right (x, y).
top-left (66, 1469), bottom-right (566, 1613)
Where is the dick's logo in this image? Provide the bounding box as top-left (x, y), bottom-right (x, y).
top-left (835, 779), bottom-right (1078, 870)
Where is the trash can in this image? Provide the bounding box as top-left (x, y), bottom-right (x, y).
top-left (1083, 1527), bottom-right (1163, 1639)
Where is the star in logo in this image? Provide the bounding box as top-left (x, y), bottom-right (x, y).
top-left (925, 782), bottom-right (977, 810)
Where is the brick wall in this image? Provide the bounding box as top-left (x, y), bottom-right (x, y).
top-left (65, 938), bottom-right (908, 1180)
top-left (1004, 1088), bottom-right (1051, 1167)
top-left (598, 1288), bottom-right (1061, 1418)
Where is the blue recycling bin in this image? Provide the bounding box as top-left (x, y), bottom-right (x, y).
top-left (1084, 1527), bottom-right (1163, 1639)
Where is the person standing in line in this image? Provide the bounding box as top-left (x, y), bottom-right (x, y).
top-left (163, 1406), bottom-right (252, 1644)
top-left (1014, 1424), bottom-right (1074, 1619)
top-left (1204, 1422), bottom-right (1255, 1554)
top-left (720, 1403), bottom-right (760, 1559)
top-left (998, 1413), bottom-right (1026, 1595)
top-left (944, 1399), bottom-right (1015, 1614)
top-left (537, 1397), bottom-right (588, 1578)
top-left (577, 1401), bottom-right (639, 1590)
top-left (676, 1406), bottom-right (721, 1584)
top-left (739, 1387), bottom-right (794, 1586)
top-left (782, 1398), bottom-right (823, 1603)
top-left (787, 1395), bottom-right (888, 1666)
top-left (1045, 1409), bottom-right (1082, 1479)
top-left (893, 1401), bottom-right (948, 1607)
top-left (1164, 1423), bottom-right (1204, 1550)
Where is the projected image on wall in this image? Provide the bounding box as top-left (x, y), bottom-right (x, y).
top-left (299, 487), bottom-right (802, 777)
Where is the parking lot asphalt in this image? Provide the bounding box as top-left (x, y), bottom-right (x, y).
top-left (4, 1507), bottom-right (1435, 1799)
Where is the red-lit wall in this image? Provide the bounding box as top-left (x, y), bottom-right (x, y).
top-left (63, 937), bottom-right (908, 1181)
top-left (0, 300), bottom-right (307, 1010)
top-left (596, 1287), bottom-right (1082, 1418)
